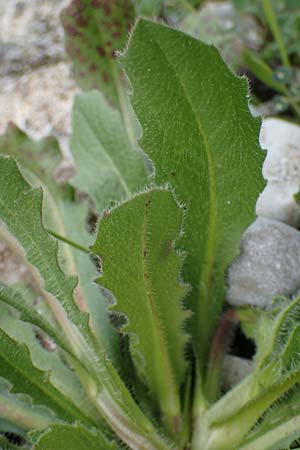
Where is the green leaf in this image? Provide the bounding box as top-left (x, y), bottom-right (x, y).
top-left (61, 0), bottom-right (135, 105)
top-left (0, 377), bottom-right (56, 432)
top-left (91, 189), bottom-right (189, 437)
top-left (239, 389), bottom-right (300, 450)
top-left (120, 19), bottom-right (265, 368)
top-left (0, 300), bottom-right (100, 425)
top-left (34, 423), bottom-right (118, 450)
top-left (70, 91), bottom-right (148, 213)
top-left (0, 157), bottom-right (172, 450)
top-left (0, 125), bottom-right (118, 363)
top-left (0, 329), bottom-right (90, 425)
top-left (0, 155), bottom-right (108, 370)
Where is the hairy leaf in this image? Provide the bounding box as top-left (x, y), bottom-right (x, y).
top-left (61, 0), bottom-right (134, 105)
top-left (71, 91), bottom-right (147, 212)
top-left (239, 389), bottom-right (300, 450)
top-left (92, 189), bottom-right (189, 435)
top-left (0, 155), bottom-right (111, 372)
top-left (121, 19), bottom-right (265, 366)
top-left (34, 423), bottom-right (118, 450)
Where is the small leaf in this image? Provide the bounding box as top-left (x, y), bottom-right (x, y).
top-left (92, 189), bottom-right (190, 436)
top-left (34, 423), bottom-right (118, 450)
top-left (61, 0), bottom-right (135, 105)
top-left (121, 19), bottom-right (265, 369)
top-left (70, 91), bottom-right (148, 212)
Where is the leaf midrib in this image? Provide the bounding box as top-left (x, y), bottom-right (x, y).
top-left (140, 200), bottom-right (178, 409)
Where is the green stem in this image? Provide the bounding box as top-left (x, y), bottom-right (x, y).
top-left (262, 0), bottom-right (290, 67)
top-left (46, 229), bottom-right (90, 254)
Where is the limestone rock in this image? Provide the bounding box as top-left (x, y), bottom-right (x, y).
top-left (227, 217), bottom-right (300, 307)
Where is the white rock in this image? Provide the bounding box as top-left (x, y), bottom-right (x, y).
top-left (226, 217), bottom-right (300, 307)
top-left (222, 355), bottom-right (252, 389)
top-left (256, 118), bottom-right (300, 227)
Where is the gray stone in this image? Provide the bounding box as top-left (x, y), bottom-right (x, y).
top-left (0, 0), bottom-right (68, 76)
top-left (256, 118), bottom-right (300, 227)
top-left (222, 355), bottom-right (253, 389)
top-left (226, 217), bottom-right (300, 307)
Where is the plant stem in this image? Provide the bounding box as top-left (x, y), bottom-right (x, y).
top-left (46, 229), bottom-right (90, 254)
top-left (262, 0), bottom-right (290, 67)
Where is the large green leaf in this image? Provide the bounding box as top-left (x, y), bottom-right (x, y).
top-left (120, 19), bottom-right (265, 367)
top-left (34, 424), bottom-right (118, 450)
top-left (70, 91), bottom-right (147, 212)
top-left (61, 0), bottom-right (135, 105)
top-left (91, 189), bottom-right (189, 437)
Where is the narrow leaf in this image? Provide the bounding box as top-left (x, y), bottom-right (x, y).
top-left (70, 91), bottom-right (147, 212)
top-left (120, 19), bottom-right (265, 366)
top-left (34, 423), bottom-right (118, 450)
top-left (92, 189), bottom-right (189, 435)
top-left (61, 0), bottom-right (134, 105)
